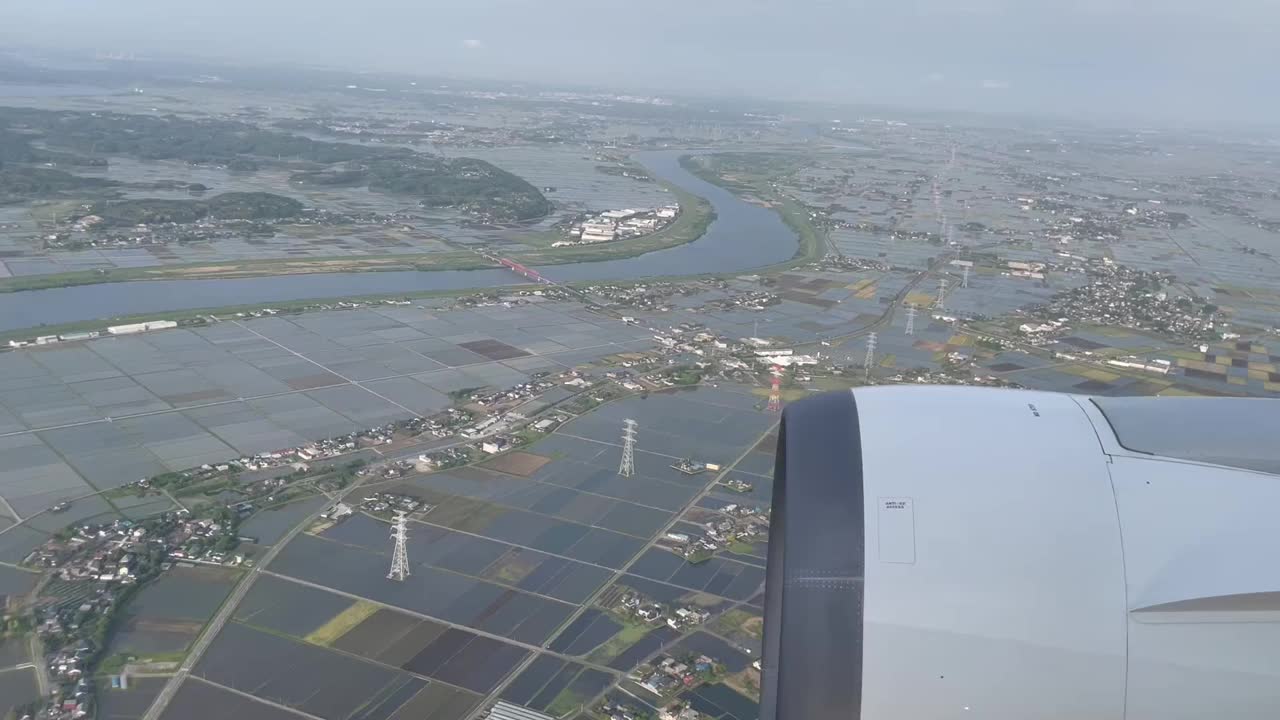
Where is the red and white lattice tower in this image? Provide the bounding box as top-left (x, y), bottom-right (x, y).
top-left (766, 364), bottom-right (783, 412)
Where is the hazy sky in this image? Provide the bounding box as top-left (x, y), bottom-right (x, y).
top-left (2, 0), bottom-right (1277, 124)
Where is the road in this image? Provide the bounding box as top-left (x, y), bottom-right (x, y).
top-left (29, 632), bottom-right (49, 696)
top-left (462, 421), bottom-right (777, 720)
top-left (0, 492), bottom-right (19, 522)
top-left (139, 471), bottom-right (377, 720)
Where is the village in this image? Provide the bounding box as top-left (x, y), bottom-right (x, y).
top-left (19, 507), bottom-right (245, 720)
top-left (661, 503), bottom-right (769, 565)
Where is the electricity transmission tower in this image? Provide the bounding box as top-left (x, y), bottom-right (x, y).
top-left (618, 419), bottom-right (637, 477)
top-left (387, 511), bottom-right (410, 582)
top-left (935, 278), bottom-right (948, 310)
top-left (905, 305), bottom-right (917, 336)
top-left (766, 365), bottom-right (782, 412)
top-left (962, 265), bottom-right (970, 288)
top-left (863, 332), bottom-right (878, 382)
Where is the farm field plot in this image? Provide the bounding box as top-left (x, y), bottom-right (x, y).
top-left (401, 627), bottom-right (530, 694)
top-left (96, 677), bottom-right (166, 720)
top-left (109, 566), bottom-right (239, 657)
top-left (317, 502), bottom-right (632, 602)
top-left (672, 631), bottom-right (752, 672)
top-left (481, 451), bottom-right (552, 477)
top-left (625, 548), bottom-right (765, 601)
top-left (552, 389), bottom-right (777, 467)
top-left (688, 682), bottom-right (760, 720)
top-left (499, 653), bottom-right (614, 716)
top-left (0, 666), bottom-right (40, 714)
top-left (160, 678), bottom-right (312, 720)
top-left (0, 563), bottom-right (38, 598)
top-left (0, 302), bottom-right (653, 514)
top-left (0, 638), bottom-right (29, 668)
top-left (270, 532), bottom-right (576, 645)
top-left (607, 626), bottom-right (680, 672)
top-left (195, 622), bottom-right (422, 720)
top-left (233, 573), bottom-right (528, 699)
top-left (332, 607), bottom-right (448, 666)
top-left (234, 574), bottom-right (355, 637)
top-left (546, 608), bottom-right (622, 656)
top-left (239, 495), bottom-right (330, 545)
top-left (380, 682), bottom-right (481, 720)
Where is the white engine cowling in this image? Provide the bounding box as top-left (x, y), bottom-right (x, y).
top-left (761, 387), bottom-right (1280, 720)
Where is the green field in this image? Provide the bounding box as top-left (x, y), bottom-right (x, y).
top-left (713, 608), bottom-right (764, 641)
top-left (546, 686), bottom-right (591, 717)
top-left (586, 618), bottom-right (652, 664)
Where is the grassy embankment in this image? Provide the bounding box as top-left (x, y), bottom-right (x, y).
top-left (0, 285), bottom-right (514, 344)
top-left (679, 152), bottom-right (826, 274)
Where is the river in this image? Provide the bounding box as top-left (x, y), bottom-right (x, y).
top-left (0, 150), bottom-right (798, 332)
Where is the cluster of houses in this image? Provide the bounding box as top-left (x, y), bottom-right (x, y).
top-left (20, 512), bottom-right (245, 719)
top-left (617, 591), bottom-right (711, 631)
top-left (464, 376), bottom-right (555, 408)
top-left (44, 646), bottom-right (95, 718)
top-left (663, 504), bottom-right (768, 562)
top-left (1030, 260), bottom-right (1222, 342)
top-left (639, 654), bottom-right (720, 696)
top-left (703, 290), bottom-right (781, 312)
top-left (358, 492), bottom-right (427, 516)
top-left (27, 514), bottom-right (237, 580)
top-left (659, 702), bottom-right (706, 720)
top-left (597, 700), bottom-right (653, 720)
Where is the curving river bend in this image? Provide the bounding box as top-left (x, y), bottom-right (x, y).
top-left (0, 150), bottom-right (799, 333)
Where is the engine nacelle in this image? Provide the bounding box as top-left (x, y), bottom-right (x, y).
top-left (762, 387), bottom-right (1280, 720)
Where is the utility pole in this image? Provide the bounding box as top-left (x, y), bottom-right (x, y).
top-left (387, 511), bottom-right (410, 582)
top-left (618, 419), bottom-right (637, 477)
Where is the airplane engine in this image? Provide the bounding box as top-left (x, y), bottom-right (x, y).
top-left (762, 387), bottom-right (1280, 720)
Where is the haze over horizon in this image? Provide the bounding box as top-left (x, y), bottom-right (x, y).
top-left (1, 0), bottom-right (1277, 127)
